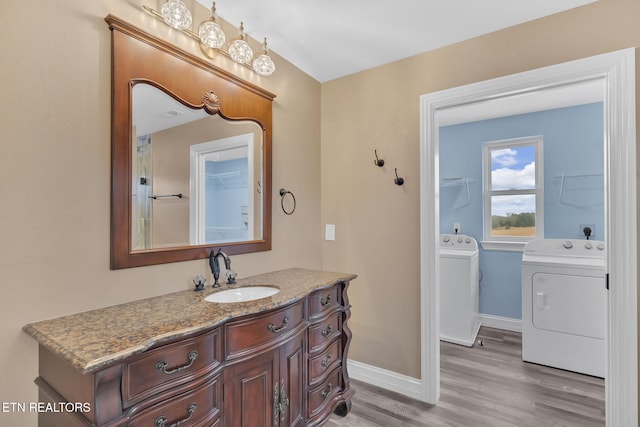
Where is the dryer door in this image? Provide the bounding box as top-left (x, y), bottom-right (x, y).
top-left (531, 272), bottom-right (606, 339)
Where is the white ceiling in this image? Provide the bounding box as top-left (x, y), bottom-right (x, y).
top-left (194, 0), bottom-right (597, 82)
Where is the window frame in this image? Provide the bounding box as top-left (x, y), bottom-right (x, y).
top-left (481, 136), bottom-right (544, 251)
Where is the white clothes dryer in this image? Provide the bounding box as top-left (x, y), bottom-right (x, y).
top-left (440, 234), bottom-right (481, 347)
top-left (522, 239), bottom-right (607, 378)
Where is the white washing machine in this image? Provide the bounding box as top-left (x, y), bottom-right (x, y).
top-left (440, 234), bottom-right (481, 347)
top-left (522, 239), bottom-right (607, 378)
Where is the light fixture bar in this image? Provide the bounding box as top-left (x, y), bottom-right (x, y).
top-left (142, 4), bottom-right (271, 75)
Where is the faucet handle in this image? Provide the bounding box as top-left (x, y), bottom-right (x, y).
top-left (193, 275), bottom-right (206, 291)
top-left (226, 270), bottom-right (237, 284)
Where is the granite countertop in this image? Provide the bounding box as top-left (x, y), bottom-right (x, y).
top-left (23, 268), bottom-right (357, 374)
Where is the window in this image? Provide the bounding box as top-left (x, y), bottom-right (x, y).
top-left (482, 136), bottom-right (543, 250)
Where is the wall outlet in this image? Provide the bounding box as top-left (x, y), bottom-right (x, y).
top-left (453, 223), bottom-right (461, 234)
top-left (579, 224), bottom-right (596, 239)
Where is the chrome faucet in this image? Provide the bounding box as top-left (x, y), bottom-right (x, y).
top-left (209, 248), bottom-right (236, 287)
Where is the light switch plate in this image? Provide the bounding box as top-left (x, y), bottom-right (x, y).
top-left (325, 224), bottom-right (336, 241)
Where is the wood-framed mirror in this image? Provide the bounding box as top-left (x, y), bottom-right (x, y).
top-left (106, 15), bottom-right (274, 269)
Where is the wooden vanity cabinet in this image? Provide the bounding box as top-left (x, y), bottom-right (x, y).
top-left (224, 329), bottom-right (306, 426)
top-left (36, 328), bottom-right (224, 427)
top-left (223, 300), bottom-right (307, 427)
top-left (32, 280), bottom-right (353, 427)
top-left (307, 283), bottom-right (353, 424)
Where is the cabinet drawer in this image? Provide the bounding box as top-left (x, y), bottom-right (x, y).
top-left (123, 330), bottom-right (221, 406)
top-left (128, 374), bottom-right (221, 427)
top-left (309, 285), bottom-right (340, 318)
top-left (309, 338), bottom-right (341, 386)
top-left (309, 312), bottom-right (341, 353)
top-left (225, 301), bottom-right (304, 360)
top-left (308, 367), bottom-right (343, 419)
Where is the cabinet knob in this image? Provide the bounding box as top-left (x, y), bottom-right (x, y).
top-left (321, 353), bottom-right (333, 368)
top-left (321, 324), bottom-right (334, 338)
top-left (321, 295), bottom-right (332, 307)
top-left (321, 383), bottom-right (333, 400)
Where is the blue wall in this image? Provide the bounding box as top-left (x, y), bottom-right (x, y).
top-left (439, 102), bottom-right (604, 319)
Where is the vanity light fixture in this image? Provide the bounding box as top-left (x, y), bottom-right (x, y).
top-left (143, 1), bottom-right (276, 76)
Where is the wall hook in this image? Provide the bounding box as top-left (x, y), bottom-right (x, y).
top-left (373, 150), bottom-right (385, 167)
top-left (394, 168), bottom-right (405, 186)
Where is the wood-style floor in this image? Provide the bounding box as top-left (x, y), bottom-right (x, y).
top-left (328, 327), bottom-right (605, 426)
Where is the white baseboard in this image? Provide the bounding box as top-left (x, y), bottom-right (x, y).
top-left (477, 313), bottom-right (521, 332)
top-left (347, 359), bottom-right (423, 401)
top-left (347, 314), bottom-right (521, 402)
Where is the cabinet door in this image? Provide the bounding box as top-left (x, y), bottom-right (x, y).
top-left (224, 350), bottom-right (277, 427)
top-left (278, 331), bottom-right (306, 427)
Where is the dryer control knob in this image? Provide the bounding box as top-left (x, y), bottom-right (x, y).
top-left (584, 242), bottom-right (593, 249)
top-left (562, 240), bottom-right (573, 249)
top-left (465, 237), bottom-right (471, 243)
top-left (457, 237), bottom-right (463, 243)
top-left (597, 243), bottom-right (605, 250)
top-left (443, 236), bottom-right (450, 243)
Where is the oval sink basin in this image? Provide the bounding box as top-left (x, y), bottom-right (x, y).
top-left (205, 286), bottom-right (279, 303)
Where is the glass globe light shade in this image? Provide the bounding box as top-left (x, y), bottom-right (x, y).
top-left (229, 39), bottom-right (253, 64)
top-left (228, 22), bottom-right (253, 64)
top-left (253, 54), bottom-right (275, 76)
top-left (161, 0), bottom-right (192, 30)
top-left (199, 20), bottom-right (226, 49)
top-left (252, 38), bottom-right (275, 76)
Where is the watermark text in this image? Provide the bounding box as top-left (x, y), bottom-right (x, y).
top-left (2, 402), bottom-right (91, 413)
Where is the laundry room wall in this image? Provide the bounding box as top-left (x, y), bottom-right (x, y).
top-left (439, 102), bottom-right (604, 319)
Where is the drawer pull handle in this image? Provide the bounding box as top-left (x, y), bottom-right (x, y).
top-left (268, 316), bottom-right (289, 333)
top-left (321, 353), bottom-right (333, 368)
top-left (321, 324), bottom-right (334, 338)
top-left (321, 295), bottom-right (332, 307)
top-left (155, 350), bottom-right (198, 375)
top-left (155, 402), bottom-right (196, 427)
top-left (321, 382), bottom-right (333, 400)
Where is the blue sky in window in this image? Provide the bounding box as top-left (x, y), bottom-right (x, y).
top-left (490, 145), bottom-right (536, 215)
top-left (491, 145), bottom-right (535, 190)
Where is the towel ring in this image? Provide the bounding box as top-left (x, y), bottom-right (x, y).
top-left (279, 188), bottom-right (296, 215)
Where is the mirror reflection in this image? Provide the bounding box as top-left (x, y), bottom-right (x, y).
top-left (131, 83), bottom-right (263, 251)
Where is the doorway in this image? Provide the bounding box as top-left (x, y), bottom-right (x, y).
top-left (419, 49), bottom-right (637, 425)
top-left (189, 133), bottom-right (256, 245)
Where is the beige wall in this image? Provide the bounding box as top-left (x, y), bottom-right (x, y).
top-left (321, 0), bottom-right (640, 380)
top-left (0, 1), bottom-right (321, 426)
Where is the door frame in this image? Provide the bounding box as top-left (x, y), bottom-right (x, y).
top-left (419, 48), bottom-right (637, 425)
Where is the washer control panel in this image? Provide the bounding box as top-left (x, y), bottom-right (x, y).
top-left (440, 234), bottom-right (478, 251)
top-left (524, 239), bottom-right (605, 258)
